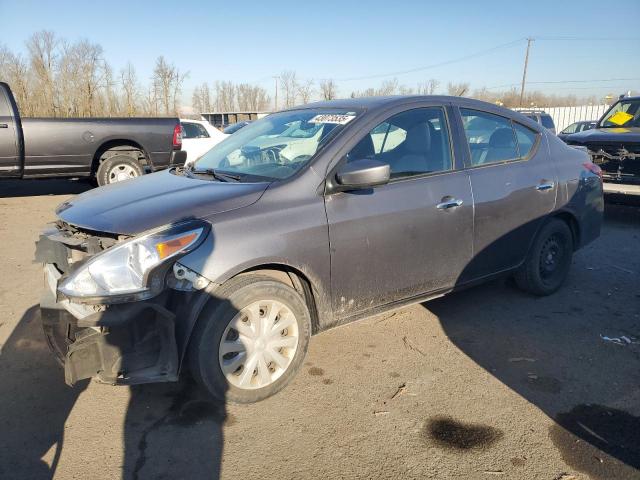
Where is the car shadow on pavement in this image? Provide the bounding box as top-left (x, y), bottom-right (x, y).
top-left (0, 304), bottom-right (229, 480)
top-left (0, 179), bottom-right (93, 198)
top-left (0, 305), bottom-right (88, 479)
top-left (426, 203), bottom-right (640, 480)
top-left (122, 378), bottom-right (227, 480)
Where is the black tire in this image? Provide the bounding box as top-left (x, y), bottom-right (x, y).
top-left (188, 274), bottom-right (312, 404)
top-left (95, 153), bottom-right (143, 186)
top-left (515, 219), bottom-right (573, 296)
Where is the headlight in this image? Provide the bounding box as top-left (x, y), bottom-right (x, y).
top-left (58, 222), bottom-right (209, 303)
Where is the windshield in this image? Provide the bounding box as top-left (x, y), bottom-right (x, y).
top-left (193, 109), bottom-right (359, 180)
top-left (600, 99), bottom-right (640, 128)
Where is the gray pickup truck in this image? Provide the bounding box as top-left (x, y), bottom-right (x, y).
top-left (0, 82), bottom-right (186, 186)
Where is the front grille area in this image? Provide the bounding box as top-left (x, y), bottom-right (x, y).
top-left (587, 143), bottom-right (640, 183)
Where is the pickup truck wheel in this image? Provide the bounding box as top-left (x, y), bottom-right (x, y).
top-left (96, 154), bottom-right (143, 186)
top-left (515, 219), bottom-right (573, 296)
top-left (188, 274), bottom-right (311, 403)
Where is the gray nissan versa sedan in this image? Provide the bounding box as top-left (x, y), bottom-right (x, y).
top-left (36, 96), bottom-right (603, 403)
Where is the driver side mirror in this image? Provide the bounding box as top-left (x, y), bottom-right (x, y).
top-left (335, 159), bottom-right (390, 190)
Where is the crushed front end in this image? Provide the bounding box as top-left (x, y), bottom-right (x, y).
top-left (587, 143), bottom-right (640, 184)
top-left (35, 220), bottom-right (212, 386)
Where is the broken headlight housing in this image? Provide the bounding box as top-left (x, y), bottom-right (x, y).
top-left (58, 221), bottom-right (209, 303)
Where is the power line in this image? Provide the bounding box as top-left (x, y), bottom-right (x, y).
top-left (534, 35), bottom-right (640, 41)
top-left (488, 78), bottom-right (640, 90)
top-left (333, 38), bottom-right (526, 82)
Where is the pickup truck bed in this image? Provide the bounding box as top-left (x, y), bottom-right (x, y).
top-left (0, 82), bottom-right (186, 186)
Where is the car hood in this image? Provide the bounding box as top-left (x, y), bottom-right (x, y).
top-left (566, 127), bottom-right (640, 144)
top-left (56, 169), bottom-right (269, 235)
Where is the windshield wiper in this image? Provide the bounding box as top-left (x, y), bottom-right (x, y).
top-left (188, 167), bottom-right (242, 182)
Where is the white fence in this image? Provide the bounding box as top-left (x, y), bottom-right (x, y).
top-left (516, 105), bottom-right (610, 133)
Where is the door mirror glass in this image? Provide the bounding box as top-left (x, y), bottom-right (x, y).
top-left (336, 159), bottom-right (390, 189)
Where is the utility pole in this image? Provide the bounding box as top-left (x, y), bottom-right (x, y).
top-left (272, 76), bottom-right (279, 111)
top-left (519, 38), bottom-right (533, 107)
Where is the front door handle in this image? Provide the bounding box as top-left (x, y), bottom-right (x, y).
top-left (536, 181), bottom-right (555, 191)
top-left (436, 198), bottom-right (463, 210)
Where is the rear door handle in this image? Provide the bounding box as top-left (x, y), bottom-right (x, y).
top-left (0, 124), bottom-right (8, 128)
top-left (436, 198), bottom-right (463, 210)
top-left (536, 182), bottom-right (555, 191)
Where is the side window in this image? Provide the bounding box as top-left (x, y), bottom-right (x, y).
top-left (194, 123), bottom-right (210, 138)
top-left (460, 109), bottom-right (519, 166)
top-left (562, 123), bottom-right (578, 134)
top-left (0, 91), bottom-right (11, 117)
top-left (181, 122), bottom-right (200, 139)
top-left (513, 123), bottom-right (539, 158)
top-left (346, 107), bottom-right (452, 179)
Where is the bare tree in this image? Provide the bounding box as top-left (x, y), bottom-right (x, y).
top-left (280, 70), bottom-right (298, 108)
top-left (447, 82), bottom-right (469, 97)
top-left (297, 79), bottom-right (314, 104)
top-left (398, 85), bottom-right (414, 95)
top-left (103, 61), bottom-right (119, 116)
top-left (319, 79), bottom-right (337, 100)
top-left (215, 81), bottom-right (236, 111)
top-left (2, 30), bottom-right (611, 120)
top-left (192, 85), bottom-right (203, 113)
top-left (200, 83), bottom-right (212, 111)
top-left (192, 82), bottom-right (214, 113)
top-left (153, 56), bottom-right (172, 115)
top-left (75, 40), bottom-right (105, 116)
top-left (252, 86), bottom-right (270, 111)
top-left (0, 47), bottom-right (31, 115)
top-left (142, 84), bottom-right (159, 116)
top-left (120, 62), bottom-right (139, 116)
top-left (236, 83), bottom-right (270, 111)
top-left (171, 68), bottom-right (188, 115)
top-left (152, 56), bottom-right (188, 115)
top-left (418, 78), bottom-right (439, 95)
top-left (376, 78), bottom-right (399, 96)
top-left (26, 30), bottom-right (59, 116)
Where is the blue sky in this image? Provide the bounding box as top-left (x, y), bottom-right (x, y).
top-left (1, 0), bottom-right (639, 102)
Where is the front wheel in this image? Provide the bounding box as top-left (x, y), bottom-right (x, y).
top-left (188, 274), bottom-right (311, 403)
top-left (515, 219), bottom-right (573, 296)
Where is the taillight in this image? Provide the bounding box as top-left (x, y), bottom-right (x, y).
top-left (583, 162), bottom-right (603, 180)
top-left (172, 124), bottom-right (182, 149)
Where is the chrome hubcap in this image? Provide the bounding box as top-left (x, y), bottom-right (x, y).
top-left (219, 300), bottom-right (299, 390)
top-left (108, 163), bottom-right (138, 183)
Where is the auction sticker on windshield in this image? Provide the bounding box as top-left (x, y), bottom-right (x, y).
top-left (309, 114), bottom-right (356, 125)
top-left (607, 111), bottom-right (634, 126)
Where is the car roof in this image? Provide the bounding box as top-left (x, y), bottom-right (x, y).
top-left (276, 95), bottom-right (543, 132)
top-left (284, 95), bottom-right (532, 117)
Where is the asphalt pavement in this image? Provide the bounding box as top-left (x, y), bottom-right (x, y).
top-left (0, 179), bottom-right (638, 480)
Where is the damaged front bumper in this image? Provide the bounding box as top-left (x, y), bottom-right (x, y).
top-left (36, 225), bottom-right (211, 387)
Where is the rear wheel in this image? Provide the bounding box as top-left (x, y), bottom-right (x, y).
top-left (515, 219), bottom-right (573, 296)
top-left (95, 152), bottom-right (143, 186)
top-left (188, 274), bottom-right (311, 403)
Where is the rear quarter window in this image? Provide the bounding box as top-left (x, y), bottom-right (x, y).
top-left (514, 123), bottom-right (539, 158)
